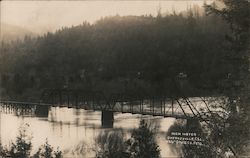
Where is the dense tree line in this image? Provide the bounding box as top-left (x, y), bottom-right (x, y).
top-left (0, 8), bottom-right (232, 100)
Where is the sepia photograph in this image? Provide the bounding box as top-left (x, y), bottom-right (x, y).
top-left (0, 0), bottom-right (249, 157)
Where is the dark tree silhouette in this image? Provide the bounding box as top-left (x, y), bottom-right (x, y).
top-left (126, 120), bottom-right (160, 158)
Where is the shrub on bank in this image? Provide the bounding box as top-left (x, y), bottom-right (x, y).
top-left (95, 119), bottom-right (160, 158)
top-left (0, 124), bottom-right (62, 158)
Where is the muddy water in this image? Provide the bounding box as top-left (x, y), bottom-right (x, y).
top-left (0, 107), bottom-right (180, 157)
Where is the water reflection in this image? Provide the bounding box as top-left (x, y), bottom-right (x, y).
top-left (0, 107), bottom-right (179, 157)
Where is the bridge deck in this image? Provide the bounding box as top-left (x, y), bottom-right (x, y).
top-left (0, 97), bottom-right (223, 121)
top-left (0, 101), bottom-right (51, 106)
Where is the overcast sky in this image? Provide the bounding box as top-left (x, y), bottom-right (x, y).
top-left (1, 0), bottom-right (211, 34)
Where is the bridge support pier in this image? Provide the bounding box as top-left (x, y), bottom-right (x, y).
top-left (35, 105), bottom-right (49, 117)
top-left (101, 110), bottom-right (114, 128)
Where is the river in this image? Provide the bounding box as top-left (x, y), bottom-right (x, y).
top-left (0, 106), bottom-right (180, 157)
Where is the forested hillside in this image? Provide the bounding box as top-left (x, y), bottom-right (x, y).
top-left (0, 23), bottom-right (37, 42)
top-left (0, 12), bottom-right (231, 100)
